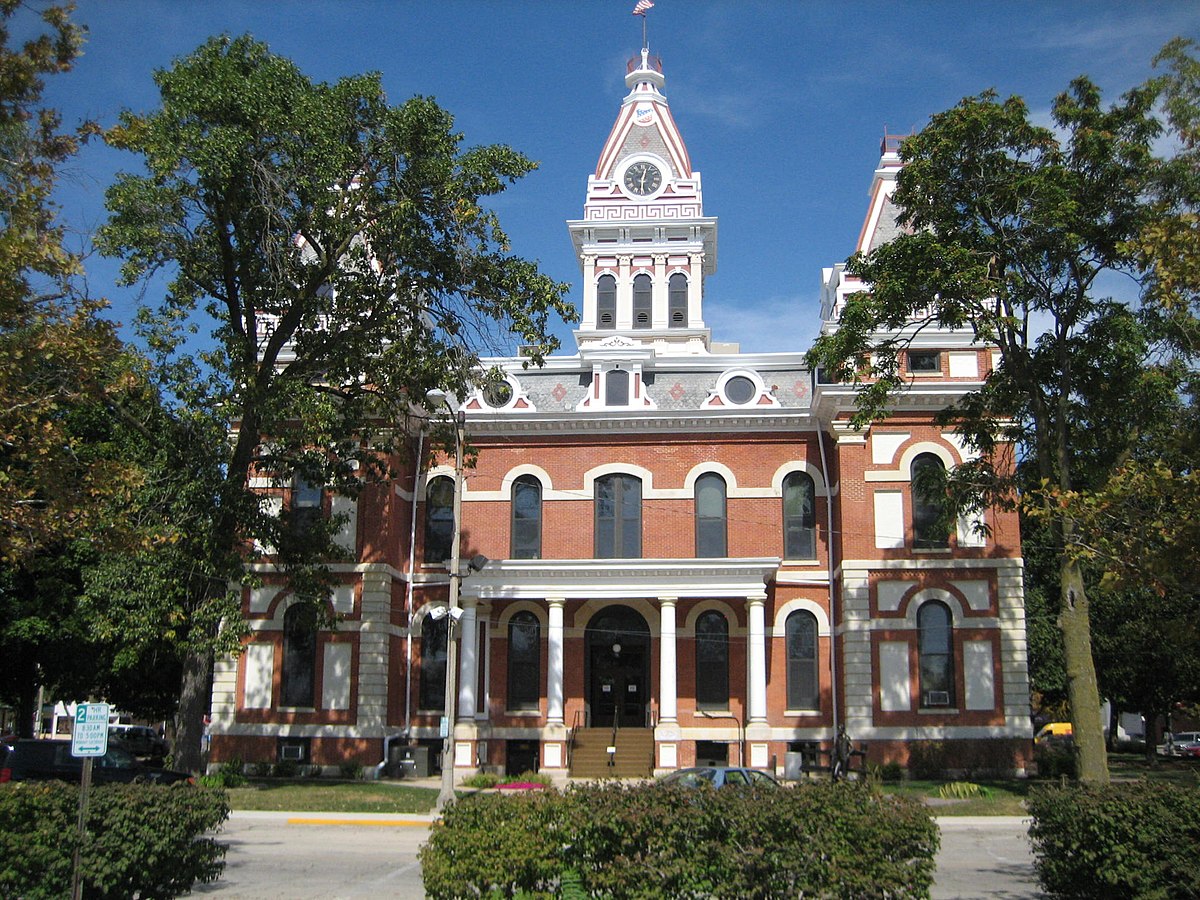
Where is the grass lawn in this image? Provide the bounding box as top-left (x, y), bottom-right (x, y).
top-left (220, 753), bottom-right (1200, 816)
top-left (226, 780), bottom-right (438, 813)
top-left (878, 779), bottom-right (1032, 816)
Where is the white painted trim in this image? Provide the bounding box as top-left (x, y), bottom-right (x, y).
top-left (770, 598), bottom-right (831, 637)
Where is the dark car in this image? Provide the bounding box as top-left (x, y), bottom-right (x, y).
top-left (658, 766), bottom-right (781, 789)
top-left (0, 739), bottom-right (193, 785)
top-left (109, 725), bottom-right (168, 761)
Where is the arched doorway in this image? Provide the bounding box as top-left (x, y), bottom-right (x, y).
top-left (586, 606), bottom-right (651, 728)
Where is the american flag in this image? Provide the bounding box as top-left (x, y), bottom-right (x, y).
top-left (632, 0), bottom-right (654, 15)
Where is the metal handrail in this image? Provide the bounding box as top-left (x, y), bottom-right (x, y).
top-left (567, 709), bottom-right (583, 770)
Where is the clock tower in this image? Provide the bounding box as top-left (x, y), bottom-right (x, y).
top-left (568, 48), bottom-right (717, 356)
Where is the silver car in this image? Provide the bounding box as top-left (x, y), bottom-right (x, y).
top-left (658, 766), bottom-right (781, 789)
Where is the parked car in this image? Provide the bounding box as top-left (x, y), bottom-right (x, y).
top-left (1034, 722), bottom-right (1073, 745)
top-left (1165, 732), bottom-right (1200, 757)
top-left (657, 766), bottom-right (781, 789)
top-left (0, 739), bottom-right (192, 785)
top-left (109, 725), bottom-right (168, 761)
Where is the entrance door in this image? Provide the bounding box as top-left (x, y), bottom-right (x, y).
top-left (586, 606), bottom-right (650, 728)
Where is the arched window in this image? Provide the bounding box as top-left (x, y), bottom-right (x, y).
top-left (511, 475), bottom-right (542, 559)
top-left (595, 473), bottom-right (641, 558)
top-left (918, 601), bottom-right (955, 707)
top-left (695, 610), bottom-right (729, 709)
top-left (507, 611), bottom-right (541, 711)
top-left (597, 274), bottom-right (616, 329)
top-left (419, 613), bottom-right (448, 711)
top-left (668, 273), bottom-right (687, 327)
top-left (695, 473), bottom-right (727, 558)
top-left (424, 476), bottom-right (455, 563)
top-left (785, 610), bottom-right (819, 709)
top-left (782, 471), bottom-right (816, 559)
top-left (911, 453), bottom-right (950, 550)
top-left (633, 273), bottom-right (652, 329)
top-left (606, 369), bottom-right (629, 406)
top-left (281, 603), bottom-right (317, 708)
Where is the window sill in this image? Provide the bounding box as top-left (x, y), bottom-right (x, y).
top-left (785, 708), bottom-right (822, 716)
top-left (912, 548), bottom-right (952, 554)
top-left (505, 709), bottom-right (542, 717)
top-left (277, 707), bottom-right (316, 713)
top-left (781, 558), bottom-right (821, 566)
top-left (918, 707), bottom-right (959, 715)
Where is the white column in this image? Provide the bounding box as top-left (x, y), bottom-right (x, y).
top-left (617, 255), bottom-right (632, 330)
top-left (457, 598), bottom-right (478, 721)
top-left (652, 254), bottom-right (668, 328)
top-left (747, 595), bottom-right (768, 724)
top-left (659, 597), bottom-right (678, 723)
top-left (581, 255), bottom-right (597, 329)
top-left (547, 598), bottom-right (565, 726)
top-left (688, 252), bottom-right (704, 327)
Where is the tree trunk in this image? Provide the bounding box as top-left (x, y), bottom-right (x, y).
top-left (15, 679), bottom-right (37, 738)
top-left (173, 646), bottom-right (213, 775)
top-left (1058, 557), bottom-right (1110, 783)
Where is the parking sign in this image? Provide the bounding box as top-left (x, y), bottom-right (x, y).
top-left (71, 702), bottom-right (110, 758)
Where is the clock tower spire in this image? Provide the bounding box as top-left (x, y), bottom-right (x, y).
top-left (567, 48), bottom-right (717, 355)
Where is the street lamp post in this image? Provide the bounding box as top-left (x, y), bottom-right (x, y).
top-left (428, 389), bottom-right (466, 814)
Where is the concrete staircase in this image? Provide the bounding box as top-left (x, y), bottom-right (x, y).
top-left (568, 727), bottom-right (655, 779)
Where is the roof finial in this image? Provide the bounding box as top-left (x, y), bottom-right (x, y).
top-left (632, 0), bottom-right (654, 51)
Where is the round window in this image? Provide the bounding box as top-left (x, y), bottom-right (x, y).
top-left (483, 380), bottom-right (513, 408)
top-left (724, 375), bottom-right (756, 405)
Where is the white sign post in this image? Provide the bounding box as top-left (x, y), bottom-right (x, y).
top-left (71, 702), bottom-right (109, 758)
top-left (70, 701), bottom-right (109, 900)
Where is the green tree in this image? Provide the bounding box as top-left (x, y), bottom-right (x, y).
top-left (0, 1), bottom-right (145, 563)
top-left (100, 34), bottom-right (574, 772)
top-left (807, 73), bottom-right (1174, 782)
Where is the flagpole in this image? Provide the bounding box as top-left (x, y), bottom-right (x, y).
top-left (642, 13), bottom-right (647, 50)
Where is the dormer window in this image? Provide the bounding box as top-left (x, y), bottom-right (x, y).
top-left (724, 375), bottom-right (755, 405)
top-left (597, 274), bottom-right (616, 329)
top-left (483, 379), bottom-right (514, 409)
top-left (606, 369), bottom-right (630, 406)
top-left (633, 274), bottom-right (652, 329)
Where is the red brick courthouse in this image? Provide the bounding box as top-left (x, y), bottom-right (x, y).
top-left (208, 46), bottom-right (1033, 781)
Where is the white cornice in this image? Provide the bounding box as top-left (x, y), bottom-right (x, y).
top-left (463, 557), bottom-right (781, 601)
top-left (465, 410), bottom-right (817, 436)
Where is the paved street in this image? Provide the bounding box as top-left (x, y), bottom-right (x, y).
top-left (192, 811), bottom-right (1040, 898)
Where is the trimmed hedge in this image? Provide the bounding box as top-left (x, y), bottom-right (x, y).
top-left (420, 780), bottom-right (938, 898)
top-left (1027, 782), bottom-right (1200, 899)
top-left (0, 781), bottom-right (230, 899)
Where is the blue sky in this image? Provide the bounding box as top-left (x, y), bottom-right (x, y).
top-left (34, 1), bottom-right (1200, 355)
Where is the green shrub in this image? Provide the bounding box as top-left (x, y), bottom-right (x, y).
top-left (878, 761), bottom-right (904, 782)
top-left (419, 780), bottom-right (938, 899)
top-left (462, 772), bottom-right (501, 788)
top-left (907, 740), bottom-right (946, 779)
top-left (339, 762), bottom-right (364, 780)
top-left (0, 781), bottom-right (230, 899)
top-left (271, 759), bottom-right (298, 778)
top-left (250, 761), bottom-right (271, 777)
top-left (1027, 782), bottom-right (1200, 898)
top-left (203, 757), bottom-right (247, 788)
top-left (1034, 745), bottom-right (1077, 780)
top-left (504, 770), bottom-right (552, 786)
top-left (937, 781), bottom-right (993, 800)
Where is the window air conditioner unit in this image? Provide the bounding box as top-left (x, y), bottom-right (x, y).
top-left (280, 743), bottom-right (305, 761)
top-left (924, 691), bottom-right (951, 707)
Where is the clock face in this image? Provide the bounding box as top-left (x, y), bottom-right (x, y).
top-left (623, 161), bottom-right (662, 196)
